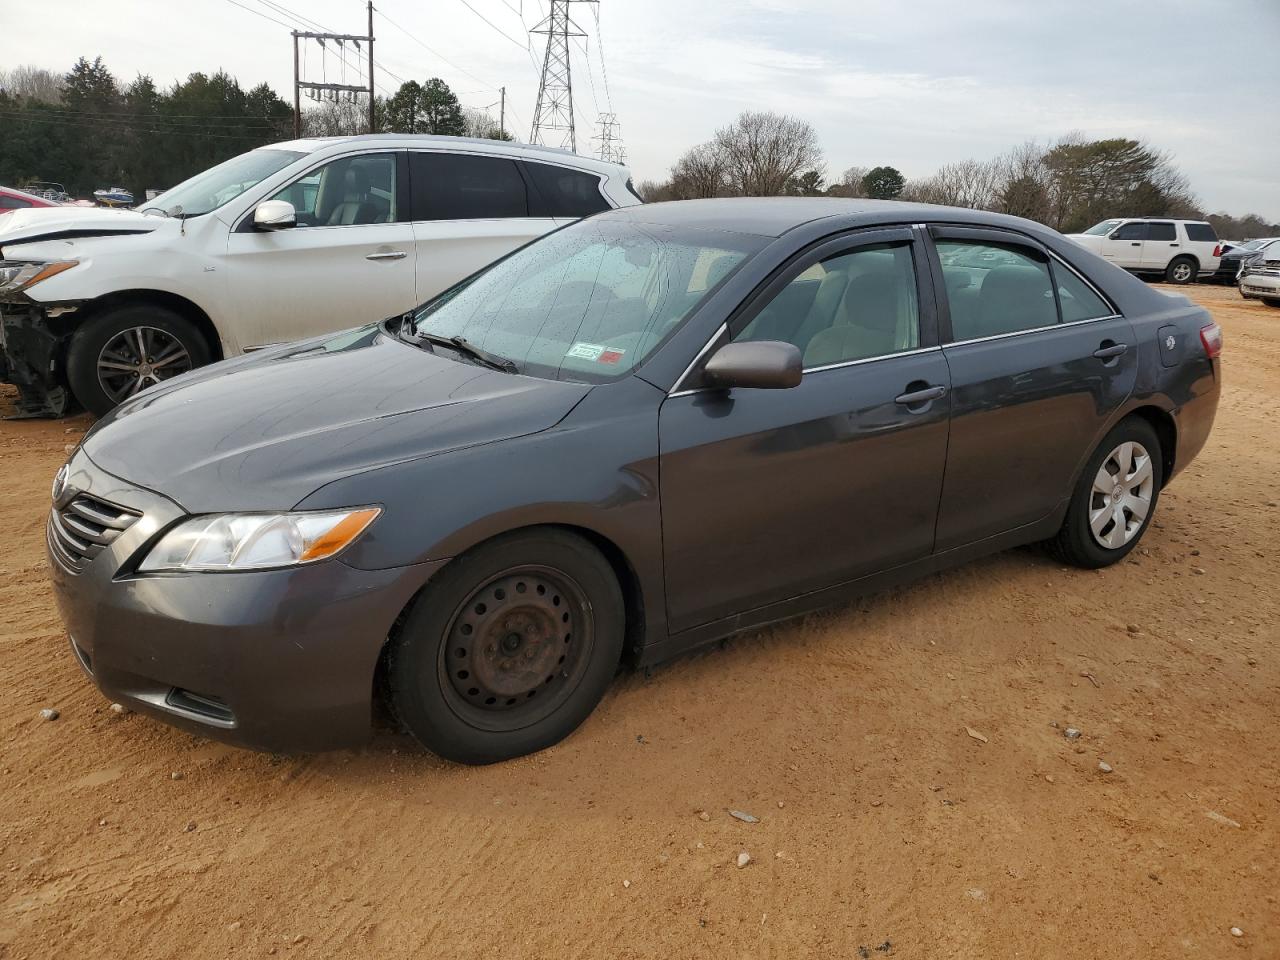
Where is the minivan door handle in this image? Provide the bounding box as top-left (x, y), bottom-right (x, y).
top-left (894, 384), bottom-right (947, 406)
top-left (366, 250), bottom-right (407, 261)
top-left (1092, 342), bottom-right (1128, 360)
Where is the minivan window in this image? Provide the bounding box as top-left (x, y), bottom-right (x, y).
top-left (1083, 219), bottom-right (1123, 236)
top-left (142, 148), bottom-right (304, 218)
top-left (525, 162), bottom-right (610, 218)
top-left (937, 240), bottom-right (1057, 340)
top-left (1110, 222), bottom-right (1147, 241)
top-left (1185, 222), bottom-right (1218, 242)
top-left (409, 218), bottom-right (765, 382)
top-left (411, 152), bottom-right (527, 220)
top-left (1147, 222), bottom-right (1176, 242)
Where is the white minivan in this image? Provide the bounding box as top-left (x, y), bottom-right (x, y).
top-left (1066, 218), bottom-right (1221, 285)
top-left (0, 135), bottom-right (641, 415)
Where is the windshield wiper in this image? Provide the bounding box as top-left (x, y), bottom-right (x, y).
top-left (411, 328), bottom-right (517, 374)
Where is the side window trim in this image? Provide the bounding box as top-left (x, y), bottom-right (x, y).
top-left (232, 149), bottom-right (405, 233)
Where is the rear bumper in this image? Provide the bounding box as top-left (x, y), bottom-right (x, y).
top-left (46, 449), bottom-right (445, 752)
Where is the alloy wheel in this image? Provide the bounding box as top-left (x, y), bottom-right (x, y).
top-left (1172, 262), bottom-right (1193, 282)
top-left (1089, 440), bottom-right (1154, 549)
top-left (96, 326), bottom-right (193, 403)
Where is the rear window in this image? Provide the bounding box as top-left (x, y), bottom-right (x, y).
top-left (524, 162), bottom-right (610, 218)
top-left (1185, 222), bottom-right (1218, 243)
top-left (411, 152), bottom-right (528, 220)
top-left (1147, 222), bottom-right (1176, 242)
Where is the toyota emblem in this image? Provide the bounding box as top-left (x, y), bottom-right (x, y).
top-left (1165, 335), bottom-right (1176, 351)
top-left (51, 464), bottom-right (67, 503)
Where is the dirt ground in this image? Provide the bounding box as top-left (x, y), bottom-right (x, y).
top-left (0, 284), bottom-right (1276, 959)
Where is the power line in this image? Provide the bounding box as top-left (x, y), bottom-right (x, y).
top-left (222, 0), bottom-right (292, 30)
top-left (375, 8), bottom-right (503, 92)
top-left (590, 4), bottom-right (612, 112)
top-left (454, 0), bottom-right (530, 50)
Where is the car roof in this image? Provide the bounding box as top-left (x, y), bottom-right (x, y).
top-left (596, 197), bottom-right (1064, 239)
top-left (264, 134), bottom-right (628, 175)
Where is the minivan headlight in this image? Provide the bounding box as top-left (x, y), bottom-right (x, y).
top-left (0, 260), bottom-right (79, 296)
top-left (138, 508), bottom-right (380, 572)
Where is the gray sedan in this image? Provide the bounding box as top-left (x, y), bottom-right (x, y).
top-left (47, 198), bottom-right (1221, 764)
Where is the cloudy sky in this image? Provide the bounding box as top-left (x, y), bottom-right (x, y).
top-left (4, 0), bottom-right (1278, 218)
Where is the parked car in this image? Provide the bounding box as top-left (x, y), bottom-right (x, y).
top-left (0, 134), bottom-right (641, 416)
top-left (1238, 244), bottom-right (1280, 306)
top-left (1066, 218), bottom-right (1221, 284)
top-left (0, 186), bottom-right (61, 213)
top-left (48, 198), bottom-right (1221, 764)
top-left (1210, 237), bottom-right (1280, 283)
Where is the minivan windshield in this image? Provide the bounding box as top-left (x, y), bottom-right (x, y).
top-left (1083, 219), bottom-right (1124, 236)
top-left (408, 218), bottom-right (765, 382)
top-left (141, 149), bottom-right (305, 218)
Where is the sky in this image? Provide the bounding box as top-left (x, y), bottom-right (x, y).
top-left (2, 0), bottom-right (1278, 219)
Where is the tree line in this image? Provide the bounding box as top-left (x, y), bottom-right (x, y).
top-left (0, 58), bottom-right (508, 200)
top-left (639, 111), bottom-right (1279, 238)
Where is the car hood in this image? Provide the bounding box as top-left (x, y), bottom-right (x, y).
top-left (82, 328), bottom-right (592, 512)
top-left (1064, 234), bottom-right (1101, 247)
top-left (0, 206), bottom-right (160, 251)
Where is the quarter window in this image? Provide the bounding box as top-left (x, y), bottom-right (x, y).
top-left (1185, 222), bottom-right (1218, 242)
top-left (269, 153), bottom-right (397, 226)
top-left (411, 152), bottom-right (527, 220)
top-left (736, 242), bottom-right (920, 367)
top-left (1110, 222), bottom-right (1147, 241)
top-left (1052, 264), bottom-right (1113, 322)
top-left (1147, 222), bottom-right (1176, 241)
top-left (524, 162), bottom-right (609, 218)
top-left (937, 240), bottom-right (1057, 340)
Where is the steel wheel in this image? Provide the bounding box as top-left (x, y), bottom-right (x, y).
top-left (96, 326), bottom-right (193, 403)
top-left (1088, 440), bottom-right (1154, 549)
top-left (440, 564), bottom-right (595, 732)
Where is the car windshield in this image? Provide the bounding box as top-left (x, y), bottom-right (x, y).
top-left (408, 218), bottom-right (765, 382)
top-left (1083, 219), bottom-right (1123, 236)
top-left (1238, 239), bottom-right (1264, 251)
top-left (141, 148), bottom-right (305, 218)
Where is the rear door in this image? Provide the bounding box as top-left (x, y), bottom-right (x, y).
top-left (928, 227), bottom-right (1137, 550)
top-left (408, 151), bottom-right (557, 302)
top-left (658, 228), bottom-right (951, 633)
top-left (1141, 220), bottom-right (1179, 270)
top-left (1101, 221), bottom-right (1146, 268)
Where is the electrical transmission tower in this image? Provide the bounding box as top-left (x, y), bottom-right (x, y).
top-left (530, 0), bottom-right (595, 151)
top-left (592, 112), bottom-right (624, 164)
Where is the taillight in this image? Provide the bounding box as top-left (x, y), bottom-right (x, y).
top-left (1200, 322), bottom-right (1222, 359)
top-left (1213, 244), bottom-right (1222, 257)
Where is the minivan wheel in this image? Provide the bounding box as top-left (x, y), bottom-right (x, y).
top-left (67, 305), bottom-right (210, 416)
top-left (1046, 418), bottom-right (1163, 569)
top-left (388, 529), bottom-right (625, 764)
top-left (1165, 257), bottom-right (1196, 285)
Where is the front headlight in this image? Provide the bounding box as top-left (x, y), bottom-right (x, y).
top-left (0, 260), bottom-right (79, 297)
top-left (138, 507), bottom-right (380, 572)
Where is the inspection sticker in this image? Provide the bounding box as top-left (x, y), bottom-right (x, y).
top-left (598, 347), bottom-right (626, 365)
top-left (565, 341), bottom-right (605, 361)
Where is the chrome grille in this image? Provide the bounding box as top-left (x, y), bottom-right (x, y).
top-left (47, 493), bottom-right (139, 572)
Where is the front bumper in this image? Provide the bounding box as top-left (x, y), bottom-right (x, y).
top-left (0, 300), bottom-right (74, 417)
top-left (45, 448), bottom-right (445, 752)
top-left (1239, 273), bottom-right (1280, 299)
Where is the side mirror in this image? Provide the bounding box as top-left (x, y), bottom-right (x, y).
top-left (253, 199), bottom-right (296, 231)
top-left (703, 341), bottom-right (802, 390)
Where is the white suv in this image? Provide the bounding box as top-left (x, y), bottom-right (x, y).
top-left (0, 135), bottom-right (641, 416)
top-left (1066, 218), bottom-right (1221, 285)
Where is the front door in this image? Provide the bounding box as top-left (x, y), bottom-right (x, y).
top-left (224, 151), bottom-right (417, 348)
top-left (1101, 221), bottom-right (1147, 268)
top-left (658, 229), bottom-right (951, 634)
top-left (929, 229), bottom-right (1137, 550)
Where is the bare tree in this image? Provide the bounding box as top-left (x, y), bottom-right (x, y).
top-left (0, 65), bottom-right (63, 104)
top-left (713, 111), bottom-right (822, 197)
top-left (668, 143), bottom-right (729, 199)
top-left (461, 106), bottom-right (512, 141)
top-left (903, 158), bottom-right (1001, 209)
top-left (301, 99), bottom-right (369, 137)
top-left (826, 165), bottom-right (869, 198)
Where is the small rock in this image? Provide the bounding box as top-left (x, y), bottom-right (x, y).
top-left (1126, 624), bottom-right (1142, 635)
top-left (227, 921), bottom-right (242, 932)
top-left (622, 879), bottom-right (630, 889)
top-left (109, 702), bottom-right (128, 715)
top-left (64, 427), bottom-right (77, 434)
top-left (1098, 761), bottom-right (1113, 774)
top-left (39, 708), bottom-right (59, 721)
top-left (170, 771), bottom-right (184, 781)
top-left (63, 444), bottom-right (76, 453)
top-left (98, 818), bottom-right (107, 826)
top-left (292, 935), bottom-right (306, 945)
top-left (870, 799), bottom-right (883, 807)
top-left (1230, 927), bottom-right (1244, 938)
top-left (966, 888), bottom-right (987, 902)
top-left (736, 851), bottom-right (751, 869)
top-left (1044, 775), bottom-right (1055, 784)
top-left (697, 811), bottom-right (710, 822)
top-left (1193, 567), bottom-right (1206, 576)
top-left (776, 800), bottom-right (784, 809)
top-left (184, 821), bottom-right (197, 832)
top-left (1205, 810), bottom-right (1242, 829)
top-left (1190, 548), bottom-right (1201, 556)
top-left (965, 727), bottom-right (988, 744)
top-left (728, 809), bottom-right (758, 824)
top-left (1064, 727), bottom-right (1082, 740)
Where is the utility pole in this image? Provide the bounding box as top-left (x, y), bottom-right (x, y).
top-left (499, 86), bottom-right (506, 138)
top-left (291, 15), bottom-right (376, 135)
top-left (530, 0), bottom-right (595, 151)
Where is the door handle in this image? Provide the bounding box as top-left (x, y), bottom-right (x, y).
top-left (1092, 342), bottom-right (1128, 360)
top-left (365, 251), bottom-right (407, 261)
top-left (894, 384), bottom-right (947, 406)
top-left (1130, 242), bottom-right (1141, 247)
top-left (1170, 243), bottom-right (1180, 247)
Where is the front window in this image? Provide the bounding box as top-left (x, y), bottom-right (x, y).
top-left (409, 218), bottom-right (765, 382)
top-left (269, 153), bottom-right (397, 226)
top-left (1083, 219), bottom-right (1123, 236)
top-left (141, 148), bottom-right (305, 218)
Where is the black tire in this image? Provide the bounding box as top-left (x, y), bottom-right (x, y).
top-left (1164, 256), bottom-right (1197, 285)
top-left (388, 529), bottom-right (625, 764)
top-left (66, 304), bottom-right (211, 417)
top-left (1046, 417), bottom-right (1164, 569)
top-left (1262, 298), bottom-right (1280, 309)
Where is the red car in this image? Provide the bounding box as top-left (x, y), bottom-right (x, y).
top-left (0, 186), bottom-right (60, 213)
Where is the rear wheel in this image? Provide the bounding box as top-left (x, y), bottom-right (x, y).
top-left (1047, 418), bottom-right (1163, 569)
top-left (388, 529), bottom-right (625, 764)
top-left (67, 305), bottom-right (210, 416)
top-left (1164, 256), bottom-right (1197, 285)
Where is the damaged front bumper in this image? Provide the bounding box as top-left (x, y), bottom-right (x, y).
top-left (0, 299), bottom-right (79, 418)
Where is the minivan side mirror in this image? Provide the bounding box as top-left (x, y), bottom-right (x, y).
top-left (703, 341), bottom-right (802, 390)
top-left (253, 199), bottom-right (296, 231)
